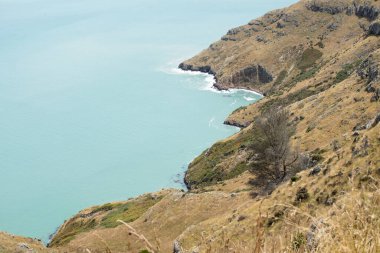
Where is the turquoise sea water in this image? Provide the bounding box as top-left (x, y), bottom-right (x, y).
top-left (0, 0), bottom-right (297, 241)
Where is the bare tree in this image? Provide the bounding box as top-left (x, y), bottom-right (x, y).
top-left (250, 107), bottom-right (298, 184)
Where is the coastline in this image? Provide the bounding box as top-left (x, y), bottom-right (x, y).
top-left (177, 64), bottom-right (263, 129)
top-left (3, 0), bottom-right (380, 250)
top-left (46, 63), bottom-right (264, 241)
top-left (178, 63), bottom-right (265, 98)
top-left (174, 64), bottom-right (263, 188)
top-left (46, 64), bottom-right (263, 243)
top-left (0, 64), bottom-right (263, 245)
top-left (176, 64), bottom-right (264, 97)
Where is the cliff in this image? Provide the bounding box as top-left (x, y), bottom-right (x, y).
top-left (2, 0), bottom-right (379, 252)
top-left (179, 0), bottom-right (380, 95)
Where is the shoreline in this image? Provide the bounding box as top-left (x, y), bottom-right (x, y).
top-left (1, 64), bottom-right (263, 245)
top-left (178, 63), bottom-right (265, 97)
top-left (48, 65), bottom-right (262, 242)
top-left (176, 66), bottom-right (263, 129)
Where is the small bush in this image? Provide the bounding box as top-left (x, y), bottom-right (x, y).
top-left (310, 148), bottom-right (325, 163)
top-left (334, 62), bottom-right (360, 84)
top-left (292, 232), bottom-right (306, 250)
top-left (291, 175), bottom-right (301, 182)
top-left (295, 187), bottom-right (309, 203)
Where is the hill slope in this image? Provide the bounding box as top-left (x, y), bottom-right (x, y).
top-left (1, 0), bottom-right (379, 252)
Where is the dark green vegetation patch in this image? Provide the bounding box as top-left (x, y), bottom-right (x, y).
top-left (274, 70), bottom-right (288, 86)
top-left (49, 195), bottom-right (163, 247)
top-left (334, 61), bottom-right (361, 84)
top-left (100, 195), bottom-right (162, 228)
top-left (297, 48), bottom-right (323, 71)
top-left (186, 128), bottom-right (261, 189)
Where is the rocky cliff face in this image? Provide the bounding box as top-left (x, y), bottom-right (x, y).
top-left (305, 0), bottom-right (351, 14)
top-left (230, 65), bottom-right (273, 87)
top-left (354, 2), bottom-right (379, 20)
top-left (179, 0), bottom-right (380, 95)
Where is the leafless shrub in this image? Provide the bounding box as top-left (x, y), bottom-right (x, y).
top-left (250, 107), bottom-right (299, 187)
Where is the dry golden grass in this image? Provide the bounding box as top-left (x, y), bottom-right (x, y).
top-left (2, 1), bottom-right (379, 252)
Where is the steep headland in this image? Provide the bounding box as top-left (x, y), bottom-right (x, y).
top-left (1, 0), bottom-right (379, 252)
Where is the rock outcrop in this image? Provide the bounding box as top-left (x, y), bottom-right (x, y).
top-left (368, 21), bottom-right (380, 35)
top-left (178, 0), bottom-right (380, 94)
top-left (306, 0), bottom-right (350, 14)
top-left (354, 3), bottom-right (379, 20)
top-left (357, 52), bottom-right (380, 101)
top-left (178, 63), bottom-right (215, 76)
top-left (230, 65), bottom-right (273, 86)
top-left (305, 0), bottom-right (380, 20)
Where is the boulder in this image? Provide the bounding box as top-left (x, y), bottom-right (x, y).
top-left (368, 22), bottom-right (380, 35)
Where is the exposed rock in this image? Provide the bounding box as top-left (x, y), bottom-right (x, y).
top-left (331, 139), bottom-right (341, 151)
top-left (370, 88), bottom-right (380, 101)
top-left (276, 22), bottom-right (285, 28)
top-left (227, 27), bottom-right (241, 35)
top-left (256, 35), bottom-right (268, 43)
top-left (16, 243), bottom-right (34, 253)
top-left (327, 22), bottom-right (339, 31)
top-left (224, 119), bottom-right (248, 128)
top-left (324, 194), bottom-right (336, 206)
top-left (309, 166), bottom-right (321, 176)
top-left (307, 220), bottom-right (322, 251)
top-left (306, 0), bottom-right (349, 15)
top-left (368, 21), bottom-right (380, 35)
top-left (273, 30), bottom-right (287, 37)
top-left (248, 20), bottom-right (263, 26)
top-left (221, 35), bottom-right (237, 41)
top-left (262, 10), bottom-right (285, 25)
top-left (250, 26), bottom-right (259, 32)
top-left (366, 113), bottom-right (380, 129)
top-left (354, 3), bottom-right (380, 21)
top-left (173, 240), bottom-right (182, 253)
top-left (230, 65), bottom-right (273, 86)
top-left (178, 63), bottom-right (215, 76)
top-left (306, 1), bottom-right (379, 21)
top-left (357, 56), bottom-right (379, 100)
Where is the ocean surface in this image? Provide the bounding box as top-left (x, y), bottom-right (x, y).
top-left (0, 0), bottom-right (297, 241)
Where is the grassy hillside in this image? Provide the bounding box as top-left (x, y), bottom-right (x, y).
top-left (1, 0), bottom-right (379, 252)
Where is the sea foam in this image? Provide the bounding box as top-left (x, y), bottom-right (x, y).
top-left (160, 63), bottom-right (263, 98)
